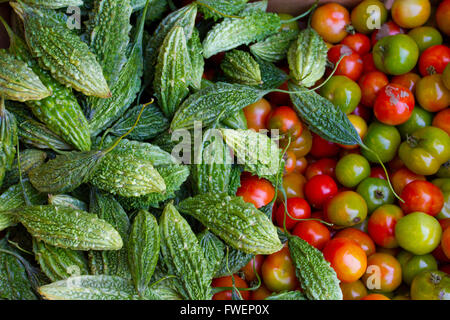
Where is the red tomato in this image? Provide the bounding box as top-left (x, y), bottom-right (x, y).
top-left (284, 151), bottom-right (297, 175)
top-left (237, 173), bottom-right (275, 209)
top-left (292, 220), bottom-right (331, 250)
top-left (327, 45), bottom-right (363, 81)
top-left (212, 275), bottom-right (250, 300)
top-left (241, 255), bottom-right (265, 282)
top-left (310, 3), bottom-right (351, 44)
top-left (391, 167), bottom-right (426, 196)
top-left (370, 167), bottom-right (387, 180)
top-left (361, 293), bottom-right (390, 300)
top-left (362, 53), bottom-right (377, 73)
top-left (370, 21), bottom-right (404, 47)
top-left (304, 174), bottom-right (338, 209)
top-left (374, 84), bottom-right (415, 125)
top-left (341, 33), bottom-right (371, 56)
top-left (440, 264), bottom-right (450, 275)
top-left (275, 197), bottom-right (311, 231)
top-left (323, 238), bottom-right (367, 283)
top-left (441, 226), bottom-right (450, 259)
top-left (293, 156), bottom-right (308, 174)
top-left (352, 104), bottom-right (373, 122)
top-left (334, 228), bottom-right (376, 257)
top-left (267, 82), bottom-right (291, 106)
top-left (261, 246), bottom-right (298, 292)
top-left (243, 98), bottom-right (272, 131)
top-left (418, 45), bottom-right (450, 76)
top-left (267, 106), bottom-right (303, 139)
top-left (432, 244), bottom-right (450, 263)
top-left (310, 133), bottom-right (340, 158)
top-left (436, 0), bottom-right (450, 36)
top-left (305, 158), bottom-right (337, 180)
top-left (368, 204), bottom-right (404, 248)
top-left (358, 71), bottom-right (389, 107)
top-left (432, 108), bottom-right (450, 135)
top-left (400, 180), bottom-right (444, 217)
top-left (391, 72), bottom-right (421, 94)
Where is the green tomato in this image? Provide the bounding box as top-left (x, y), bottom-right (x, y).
top-left (372, 34), bottom-right (419, 75)
top-left (432, 178), bottom-right (450, 219)
top-left (410, 271), bottom-right (450, 300)
top-left (319, 75), bottom-right (361, 114)
top-left (361, 122), bottom-right (401, 163)
top-left (395, 212), bottom-right (442, 255)
top-left (336, 154), bottom-right (371, 188)
top-left (437, 161), bottom-right (450, 179)
top-left (350, 0), bottom-right (388, 34)
top-left (408, 26), bottom-right (443, 53)
top-left (324, 191), bottom-right (368, 227)
top-left (356, 177), bottom-right (395, 213)
top-left (398, 126), bottom-right (450, 176)
top-left (397, 106), bottom-right (433, 139)
top-left (277, 13), bottom-right (300, 31)
top-left (397, 251), bottom-right (438, 285)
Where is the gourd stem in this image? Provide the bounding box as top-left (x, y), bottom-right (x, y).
top-left (360, 143), bottom-right (404, 203)
top-left (280, 0), bottom-right (319, 24)
top-left (305, 54), bottom-right (347, 92)
top-left (103, 100), bottom-right (153, 154)
top-left (196, 1), bottom-right (244, 19)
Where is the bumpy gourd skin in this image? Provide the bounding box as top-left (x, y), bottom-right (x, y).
top-left (2, 148), bottom-right (47, 189)
top-left (178, 193), bottom-right (283, 255)
top-left (197, 0), bottom-right (248, 20)
top-left (0, 101), bottom-right (17, 188)
top-left (221, 50), bottom-right (262, 85)
top-left (187, 28), bottom-right (205, 91)
top-left (197, 230), bottom-right (225, 279)
top-left (251, 29), bottom-right (299, 63)
top-left (19, 0), bottom-right (84, 9)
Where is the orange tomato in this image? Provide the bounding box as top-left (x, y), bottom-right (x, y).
top-left (362, 253), bottom-right (402, 293)
top-left (243, 98), bottom-right (272, 131)
top-left (432, 108), bottom-right (450, 135)
top-left (334, 228), bottom-right (376, 256)
top-left (311, 3), bottom-right (350, 43)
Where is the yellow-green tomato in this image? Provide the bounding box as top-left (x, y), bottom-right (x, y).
top-left (336, 154), bottom-right (371, 188)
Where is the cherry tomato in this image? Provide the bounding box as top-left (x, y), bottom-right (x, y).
top-left (340, 115), bottom-right (368, 150)
top-left (391, 167), bottom-right (426, 195)
top-left (432, 244), bottom-right (450, 263)
top-left (408, 26), bottom-right (443, 53)
top-left (368, 204), bottom-right (404, 248)
top-left (277, 13), bottom-right (300, 32)
top-left (357, 177), bottom-right (395, 213)
top-left (267, 81), bottom-right (290, 106)
top-left (362, 253), bottom-right (402, 293)
top-left (324, 191), bottom-right (368, 227)
top-left (284, 151), bottom-right (296, 175)
top-left (293, 156), bottom-right (308, 175)
top-left (292, 220), bottom-right (331, 251)
top-left (397, 106), bottom-right (433, 139)
top-left (358, 71), bottom-right (389, 108)
top-left (400, 180), bottom-right (444, 217)
top-left (327, 45), bottom-right (363, 81)
top-left (395, 212), bottom-right (442, 255)
top-left (397, 250), bottom-right (438, 285)
top-left (304, 175), bottom-right (338, 209)
top-left (284, 127), bottom-right (312, 158)
top-left (323, 238), bottom-right (367, 283)
top-left (391, 0), bottom-right (431, 29)
top-left (311, 3), bottom-right (350, 43)
top-left (241, 255), bottom-right (265, 282)
top-left (362, 53), bottom-right (377, 73)
top-left (267, 106), bottom-right (303, 139)
top-left (243, 98), bottom-right (272, 131)
top-left (416, 74), bottom-right (450, 112)
top-left (350, 0), bottom-right (388, 34)
top-left (334, 228), bottom-right (376, 256)
top-left (340, 280), bottom-right (368, 300)
top-left (410, 270), bottom-right (450, 300)
top-left (237, 174), bottom-right (275, 209)
top-left (374, 84), bottom-right (415, 126)
top-left (341, 33), bottom-right (371, 56)
top-left (278, 172), bottom-right (307, 200)
top-left (320, 75), bottom-right (361, 114)
top-left (335, 154), bottom-right (370, 188)
top-left (261, 246), bottom-right (298, 292)
top-left (370, 21), bottom-right (404, 47)
top-left (360, 293), bottom-right (390, 300)
top-left (274, 197), bottom-right (311, 231)
top-left (305, 158), bottom-right (337, 180)
top-left (370, 167), bottom-right (387, 180)
top-left (441, 226), bottom-right (450, 259)
top-left (309, 134), bottom-right (340, 159)
top-left (418, 45), bottom-right (450, 76)
top-left (212, 275), bottom-right (250, 300)
top-left (436, 0), bottom-right (450, 36)
top-left (361, 122), bottom-right (401, 163)
top-left (391, 72), bottom-right (421, 94)
top-left (433, 108), bottom-right (450, 135)
top-left (250, 284), bottom-right (272, 300)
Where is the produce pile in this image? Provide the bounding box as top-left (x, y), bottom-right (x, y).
top-left (0, 0), bottom-right (449, 301)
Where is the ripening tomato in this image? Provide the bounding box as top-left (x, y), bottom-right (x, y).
top-left (400, 180), bottom-right (444, 217)
top-left (415, 74), bottom-right (450, 112)
top-left (304, 175), bottom-right (338, 209)
top-left (323, 238), bottom-right (367, 283)
top-left (340, 280), bottom-right (368, 300)
top-left (261, 246), bottom-right (298, 292)
top-left (442, 227), bottom-right (450, 259)
top-left (374, 84), bottom-right (415, 125)
top-left (368, 204), bottom-right (404, 248)
top-left (362, 53), bottom-right (377, 73)
top-left (278, 13), bottom-right (300, 32)
top-left (274, 197), bottom-right (311, 231)
top-left (339, 115), bottom-right (368, 150)
top-left (293, 156), bottom-right (308, 174)
top-left (361, 293), bottom-right (390, 300)
top-left (341, 33), bottom-right (371, 56)
top-left (408, 26), bottom-right (443, 53)
top-left (237, 174), bottom-right (275, 209)
top-left (267, 82), bottom-right (290, 106)
top-left (358, 71), bottom-right (389, 108)
top-left (250, 284), bottom-right (272, 300)
top-left (418, 45), bottom-right (450, 76)
top-left (241, 255), bottom-right (265, 282)
top-left (310, 133), bottom-right (340, 158)
top-left (362, 253), bottom-right (402, 293)
top-left (436, 0), bottom-right (450, 36)
top-left (350, 0), bottom-right (388, 35)
top-left (397, 106), bottom-right (433, 139)
top-left (335, 154), bottom-right (371, 188)
top-left (320, 75), bottom-right (361, 114)
top-left (324, 191), bottom-right (368, 227)
top-left (391, 167), bottom-right (426, 195)
top-left (243, 98), bottom-right (272, 131)
top-left (278, 172), bottom-right (307, 200)
top-left (284, 127), bottom-right (312, 158)
top-left (391, 0), bottom-right (431, 29)
top-left (334, 228), bottom-right (376, 256)
top-left (311, 3), bottom-right (350, 43)
top-left (370, 167), bottom-right (387, 180)
top-left (370, 21), bottom-right (404, 47)
top-left (362, 122), bottom-right (401, 163)
top-left (292, 220), bottom-right (331, 250)
top-left (212, 275), bottom-right (250, 300)
top-left (267, 106), bottom-right (303, 139)
top-left (433, 108), bottom-right (450, 135)
top-left (327, 45), bottom-right (363, 81)
top-left (391, 72), bottom-right (421, 94)
top-left (305, 158), bottom-right (337, 180)
top-left (284, 151), bottom-right (297, 175)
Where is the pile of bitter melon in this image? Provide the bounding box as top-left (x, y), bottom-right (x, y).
top-left (0, 0), bottom-right (369, 300)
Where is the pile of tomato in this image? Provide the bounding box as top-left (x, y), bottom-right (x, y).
top-left (210, 0), bottom-right (450, 300)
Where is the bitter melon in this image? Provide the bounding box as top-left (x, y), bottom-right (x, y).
top-left (0, 98), bottom-right (17, 188)
top-left (221, 50), bottom-right (262, 85)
